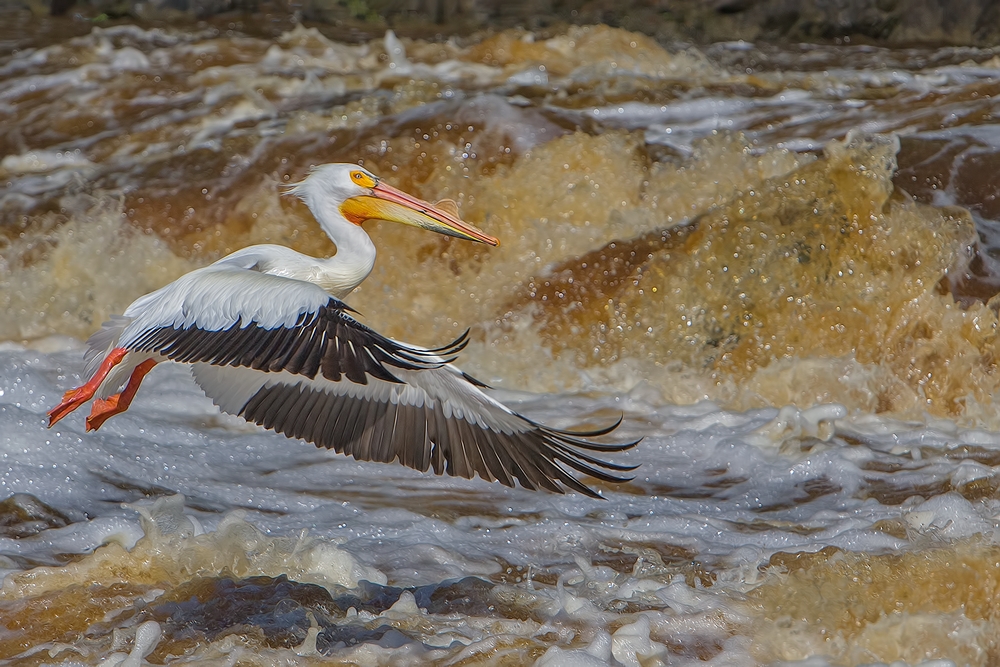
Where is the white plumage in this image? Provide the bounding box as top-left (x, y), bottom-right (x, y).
top-left (49, 164), bottom-right (636, 497)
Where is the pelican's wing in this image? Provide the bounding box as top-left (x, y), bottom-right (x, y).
top-left (106, 260), bottom-right (636, 496)
top-left (110, 258), bottom-right (455, 386)
top-left (192, 361), bottom-right (636, 498)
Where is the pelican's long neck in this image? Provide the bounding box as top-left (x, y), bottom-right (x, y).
top-left (309, 196), bottom-right (377, 298)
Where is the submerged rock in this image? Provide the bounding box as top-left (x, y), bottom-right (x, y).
top-left (0, 493), bottom-right (71, 538)
top-left (147, 575), bottom-right (336, 648)
top-left (143, 573), bottom-right (524, 657)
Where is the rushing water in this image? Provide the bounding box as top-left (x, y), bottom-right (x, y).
top-left (3, 10), bottom-right (1000, 665)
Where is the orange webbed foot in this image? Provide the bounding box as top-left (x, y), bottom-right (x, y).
top-left (46, 348), bottom-right (128, 428)
top-left (48, 388), bottom-right (93, 427)
top-left (86, 395), bottom-right (122, 431)
top-left (83, 358), bottom-right (157, 432)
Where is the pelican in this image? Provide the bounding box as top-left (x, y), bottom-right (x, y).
top-left (47, 164), bottom-right (637, 497)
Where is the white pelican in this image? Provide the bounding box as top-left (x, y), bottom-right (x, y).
top-left (48, 164), bottom-right (637, 497)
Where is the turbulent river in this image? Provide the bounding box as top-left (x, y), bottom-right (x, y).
top-left (3, 9), bottom-right (1000, 665)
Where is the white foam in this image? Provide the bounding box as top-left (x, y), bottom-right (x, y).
top-left (0, 149), bottom-right (95, 174)
top-left (537, 632), bottom-right (612, 667)
top-left (903, 494), bottom-right (995, 539)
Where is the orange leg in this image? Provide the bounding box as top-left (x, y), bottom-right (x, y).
top-left (85, 359), bottom-right (158, 432)
top-left (48, 348), bottom-right (128, 427)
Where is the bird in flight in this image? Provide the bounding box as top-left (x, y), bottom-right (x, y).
top-left (48, 164), bottom-right (637, 497)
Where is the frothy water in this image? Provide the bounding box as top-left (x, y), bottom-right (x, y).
top-left (3, 17), bottom-right (1000, 665)
top-left (10, 339), bottom-right (1000, 664)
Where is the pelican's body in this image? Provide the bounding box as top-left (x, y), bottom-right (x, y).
top-left (49, 164), bottom-right (636, 497)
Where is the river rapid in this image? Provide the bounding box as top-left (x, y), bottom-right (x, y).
top-left (3, 11), bottom-right (1000, 665)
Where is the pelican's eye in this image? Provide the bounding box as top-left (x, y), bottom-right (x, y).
top-left (350, 170), bottom-right (376, 188)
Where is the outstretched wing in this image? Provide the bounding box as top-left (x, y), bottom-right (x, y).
top-left (192, 361), bottom-right (637, 498)
top-left (105, 259), bottom-right (637, 496)
top-left (108, 258), bottom-right (456, 386)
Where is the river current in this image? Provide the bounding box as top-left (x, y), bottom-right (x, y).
top-left (2, 11), bottom-right (1000, 665)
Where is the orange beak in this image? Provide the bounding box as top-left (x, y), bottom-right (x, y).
top-left (340, 181), bottom-right (499, 246)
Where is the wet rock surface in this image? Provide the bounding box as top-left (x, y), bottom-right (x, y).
top-left (146, 575), bottom-right (338, 649)
top-left (142, 573), bottom-right (515, 657)
top-left (0, 493), bottom-right (72, 538)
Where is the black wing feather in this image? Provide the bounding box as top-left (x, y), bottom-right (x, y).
top-left (131, 299), bottom-right (461, 386)
top-left (238, 380), bottom-right (637, 498)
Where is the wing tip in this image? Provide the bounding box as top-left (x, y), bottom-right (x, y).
top-left (483, 413), bottom-right (638, 499)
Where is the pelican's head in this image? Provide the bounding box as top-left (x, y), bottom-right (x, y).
top-left (286, 163), bottom-right (499, 246)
